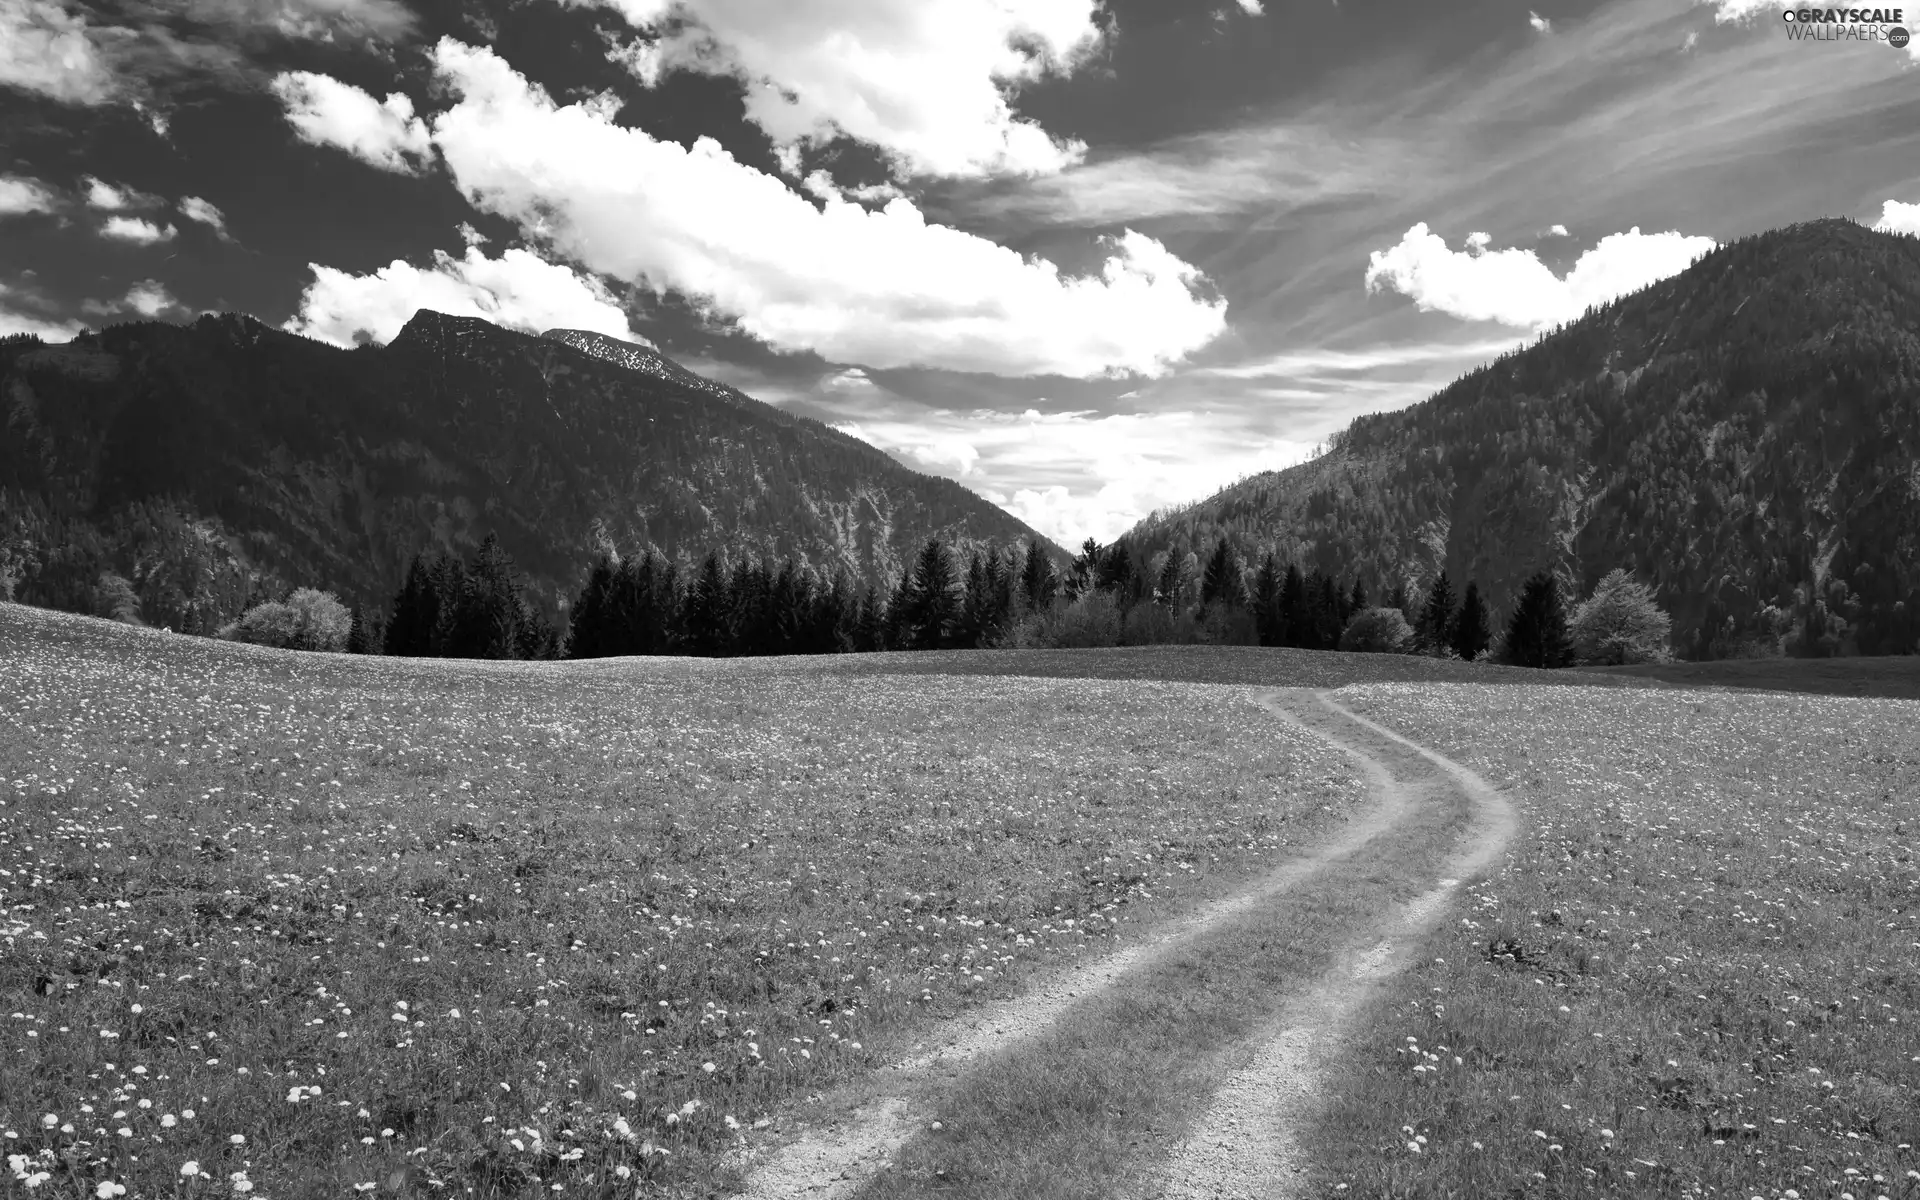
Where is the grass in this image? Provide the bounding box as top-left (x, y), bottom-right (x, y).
top-left (1581, 656), bottom-right (1920, 700)
top-left (853, 720), bottom-right (1474, 1200)
top-left (744, 644), bottom-right (1650, 690)
top-left (1312, 681), bottom-right (1920, 1199)
top-left (0, 603), bottom-right (1368, 1198)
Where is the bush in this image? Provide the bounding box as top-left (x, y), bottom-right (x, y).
top-left (225, 589), bottom-right (352, 651)
top-left (92, 573), bottom-right (143, 625)
top-left (1339, 606), bottom-right (1416, 653)
top-left (1570, 569), bottom-right (1672, 665)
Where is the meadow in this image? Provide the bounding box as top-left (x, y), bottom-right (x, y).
top-left (0, 603), bottom-right (1367, 1198)
top-left (1315, 683), bottom-right (1920, 1199)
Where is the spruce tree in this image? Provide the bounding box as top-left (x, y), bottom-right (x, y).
top-left (448, 535), bottom-right (524, 659)
top-left (1349, 577), bottom-right (1368, 615)
top-left (684, 552), bottom-right (728, 656)
top-left (1100, 542), bottom-right (1132, 593)
top-left (1201, 539), bottom-right (1244, 608)
top-left (1387, 579), bottom-right (1410, 620)
top-left (1451, 581), bottom-right (1491, 662)
top-left (1156, 549), bottom-right (1187, 611)
top-left (957, 551), bottom-right (995, 648)
top-left (1311, 571), bottom-right (1342, 649)
top-left (1279, 562), bottom-right (1308, 648)
top-left (900, 538), bottom-right (959, 649)
top-left (1021, 541), bottom-right (1057, 611)
top-left (569, 552), bottom-right (617, 659)
top-left (1422, 570), bottom-right (1457, 653)
top-left (854, 585), bottom-right (885, 652)
top-left (384, 554), bottom-right (439, 656)
top-left (1500, 572), bottom-right (1575, 668)
top-left (1252, 553), bottom-right (1283, 647)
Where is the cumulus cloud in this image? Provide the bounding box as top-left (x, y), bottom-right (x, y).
top-left (1701, 0), bottom-right (1780, 19)
top-left (1546, 223), bottom-right (1569, 237)
top-left (0, 0), bottom-right (116, 103)
top-left (1234, 0), bottom-right (1265, 13)
top-left (1872, 199), bottom-right (1920, 236)
top-left (285, 243), bottom-right (640, 347)
top-left (425, 40), bottom-right (1225, 378)
top-left (270, 72), bottom-right (434, 173)
top-left (1528, 10), bottom-right (1551, 32)
top-left (178, 195), bottom-right (230, 236)
top-left (0, 280), bottom-right (83, 339)
top-left (100, 216), bottom-right (177, 244)
top-left (1364, 222), bottom-right (1715, 329)
top-left (84, 176), bottom-right (163, 210)
top-left (83, 279), bottom-right (183, 318)
top-left (589, 0), bottom-right (1103, 178)
top-left (851, 406), bottom-right (1318, 543)
top-left (0, 174), bottom-right (58, 217)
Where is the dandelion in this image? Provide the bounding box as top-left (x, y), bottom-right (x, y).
top-left (95, 1183), bottom-right (127, 1198)
top-left (181, 1161), bottom-right (201, 1178)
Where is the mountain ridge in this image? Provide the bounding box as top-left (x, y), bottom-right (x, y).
top-left (1123, 218), bottom-right (1920, 657)
top-left (0, 309), bottom-right (1060, 634)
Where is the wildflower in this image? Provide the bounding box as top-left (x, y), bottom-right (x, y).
top-left (181, 1161), bottom-right (201, 1178)
top-left (96, 1183), bottom-right (127, 1198)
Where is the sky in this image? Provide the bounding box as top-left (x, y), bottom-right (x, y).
top-left (3, 0), bottom-right (1917, 546)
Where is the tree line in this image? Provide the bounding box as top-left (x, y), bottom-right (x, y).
top-left (328, 530), bottom-right (1666, 668)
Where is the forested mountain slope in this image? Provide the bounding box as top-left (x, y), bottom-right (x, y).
top-left (0, 310), bottom-right (1054, 633)
top-left (1126, 219), bottom-right (1920, 657)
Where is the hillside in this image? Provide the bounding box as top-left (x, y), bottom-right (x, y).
top-left (0, 311), bottom-right (1056, 633)
top-left (1124, 219), bottom-right (1920, 658)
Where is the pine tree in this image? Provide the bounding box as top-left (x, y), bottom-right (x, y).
top-left (1065, 539), bottom-right (1101, 601)
top-left (1279, 562), bottom-right (1308, 647)
top-left (1252, 553), bottom-right (1283, 646)
top-left (900, 538), bottom-right (959, 649)
top-left (1349, 577), bottom-right (1368, 614)
top-left (684, 552), bottom-right (728, 656)
top-left (1500, 572), bottom-right (1575, 668)
top-left (854, 585), bottom-right (885, 652)
top-left (1100, 542), bottom-right (1132, 593)
top-left (1314, 571), bottom-right (1342, 649)
top-left (568, 552), bottom-right (617, 659)
top-left (384, 554), bottom-right (439, 656)
top-left (1451, 581), bottom-right (1491, 662)
top-left (427, 553), bottom-right (465, 656)
top-left (1021, 541), bottom-right (1057, 611)
top-left (1156, 548), bottom-right (1187, 611)
top-left (449, 534), bottom-right (525, 659)
top-left (1201, 539), bottom-right (1244, 608)
top-left (1387, 579), bottom-right (1410, 620)
top-left (1422, 570), bottom-right (1457, 653)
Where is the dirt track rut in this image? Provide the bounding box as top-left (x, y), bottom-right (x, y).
top-left (734, 688), bottom-right (1515, 1198)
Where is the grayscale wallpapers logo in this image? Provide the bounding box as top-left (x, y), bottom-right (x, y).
top-left (1779, 6), bottom-right (1911, 44)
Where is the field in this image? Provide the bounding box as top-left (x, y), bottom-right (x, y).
top-left (1581, 656), bottom-right (1920, 700)
top-left (0, 604), bottom-right (1367, 1197)
top-left (7, 601), bottom-right (1919, 1200)
top-left (1317, 683), bottom-right (1920, 1199)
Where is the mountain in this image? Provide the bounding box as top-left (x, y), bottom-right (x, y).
top-left (0, 310), bottom-right (1057, 634)
top-left (1123, 219), bottom-right (1920, 658)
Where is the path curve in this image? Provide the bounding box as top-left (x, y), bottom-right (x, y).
top-left (1160, 690), bottom-right (1517, 1199)
top-left (733, 687), bottom-right (1509, 1198)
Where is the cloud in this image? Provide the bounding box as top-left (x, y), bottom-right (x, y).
top-left (0, 275), bottom-right (84, 339)
top-left (0, 0), bottom-right (116, 103)
top-left (1872, 199), bottom-right (1920, 236)
top-left (1546, 223), bottom-right (1569, 237)
top-left (270, 71), bottom-right (434, 174)
top-left (1363, 222), bottom-right (1715, 329)
top-left (1234, 0), bottom-right (1265, 13)
top-left (588, 0), bottom-right (1104, 178)
top-left (285, 243), bottom-right (641, 346)
top-left (0, 174), bottom-right (58, 217)
top-left (83, 176), bottom-right (163, 210)
top-left (178, 195), bottom-right (230, 236)
top-left (426, 40), bottom-right (1227, 378)
top-left (1528, 10), bottom-right (1551, 32)
top-left (1701, 0), bottom-right (1779, 19)
top-left (1, 0), bottom-right (415, 109)
top-left (82, 279), bottom-right (183, 318)
top-left (99, 216), bottom-right (177, 244)
top-left (842, 404), bottom-right (1318, 544)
